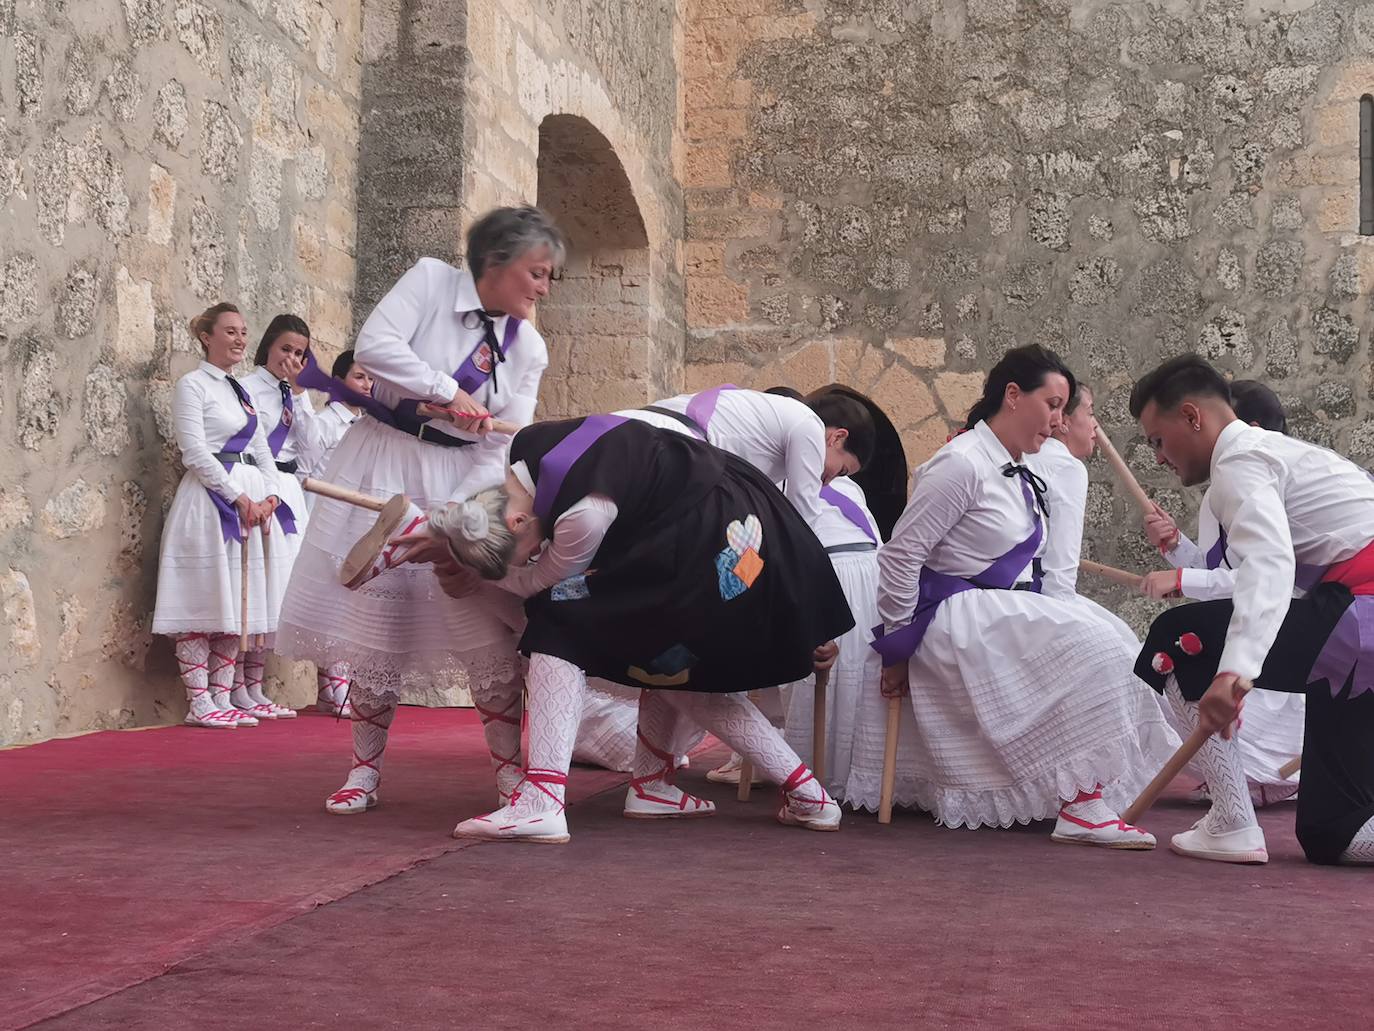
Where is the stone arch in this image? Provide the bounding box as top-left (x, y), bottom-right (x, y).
top-left (535, 114), bottom-right (654, 418)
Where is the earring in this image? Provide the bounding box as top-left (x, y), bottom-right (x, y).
top-left (1192, 422), bottom-right (1200, 432)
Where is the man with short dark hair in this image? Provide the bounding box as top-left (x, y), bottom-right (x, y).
top-left (1130, 354), bottom-right (1374, 866)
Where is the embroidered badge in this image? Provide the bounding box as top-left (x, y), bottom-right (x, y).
top-left (551, 574), bottom-right (589, 601)
top-left (281, 408), bottom-right (293, 427)
top-left (473, 343), bottom-right (494, 374)
top-left (715, 514), bottom-right (764, 601)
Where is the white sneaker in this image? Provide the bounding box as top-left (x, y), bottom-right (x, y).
top-left (1051, 793), bottom-right (1156, 850)
top-left (1170, 820), bottom-right (1268, 864)
top-left (705, 754), bottom-right (763, 785)
top-left (325, 785), bottom-right (378, 814)
top-left (623, 782), bottom-right (716, 819)
top-left (452, 804), bottom-right (570, 844)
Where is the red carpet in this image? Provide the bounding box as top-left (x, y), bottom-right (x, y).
top-left (0, 709), bottom-right (626, 1030)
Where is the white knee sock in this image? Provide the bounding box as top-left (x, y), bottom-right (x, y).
top-left (507, 653), bottom-right (586, 815)
top-left (1166, 677), bottom-right (1257, 834)
top-left (631, 690), bottom-right (706, 805)
top-left (339, 697), bottom-right (398, 793)
top-left (207, 635), bottom-right (240, 713)
top-left (1342, 815), bottom-right (1374, 865)
top-left (317, 663), bottom-right (351, 706)
top-left (174, 634), bottom-right (214, 717)
top-left (241, 650), bottom-right (272, 707)
top-left (471, 674), bottom-right (525, 804)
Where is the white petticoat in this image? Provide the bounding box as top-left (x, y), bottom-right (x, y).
top-left (845, 588), bottom-right (1180, 829)
top-left (571, 680), bottom-right (707, 772)
top-left (275, 416), bottom-right (523, 703)
top-left (152, 463), bottom-right (295, 638)
top-left (273, 470), bottom-right (310, 567)
top-left (784, 549), bottom-right (881, 796)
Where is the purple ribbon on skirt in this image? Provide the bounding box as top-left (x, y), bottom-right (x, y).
top-left (820, 484), bottom-right (877, 543)
top-left (870, 468), bottom-right (1044, 666)
top-left (532, 415), bottom-right (628, 523)
top-left (1306, 596), bottom-right (1374, 700)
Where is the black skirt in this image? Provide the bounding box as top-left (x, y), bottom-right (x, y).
top-left (520, 452), bottom-right (855, 694)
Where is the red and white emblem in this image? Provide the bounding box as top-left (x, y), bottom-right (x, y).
top-left (281, 408), bottom-right (293, 427)
top-left (473, 343), bottom-right (494, 374)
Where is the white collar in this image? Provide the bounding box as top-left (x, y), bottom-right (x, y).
top-left (199, 360), bottom-right (231, 381)
top-left (1210, 418), bottom-right (1248, 476)
top-left (971, 419), bottom-right (1016, 467)
top-left (510, 459), bottom-right (536, 499)
top-left (452, 268), bottom-right (484, 314)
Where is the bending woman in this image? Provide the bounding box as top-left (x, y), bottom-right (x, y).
top-left (432, 416), bottom-right (854, 843)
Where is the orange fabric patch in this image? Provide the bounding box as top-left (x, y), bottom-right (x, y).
top-left (733, 547), bottom-right (763, 587)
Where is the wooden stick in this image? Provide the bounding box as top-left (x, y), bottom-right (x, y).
top-left (812, 668), bottom-right (830, 787)
top-left (301, 477), bottom-right (390, 512)
top-left (415, 403), bottom-right (519, 437)
top-left (1095, 425), bottom-right (1153, 516)
top-left (239, 527), bottom-right (250, 653)
top-left (255, 525), bottom-right (271, 651)
top-left (878, 695), bottom-right (902, 825)
top-left (1079, 559), bottom-right (1145, 590)
top-left (737, 757), bottom-right (755, 802)
top-left (1277, 755), bottom-right (1302, 779)
top-left (1121, 681), bottom-right (1253, 826)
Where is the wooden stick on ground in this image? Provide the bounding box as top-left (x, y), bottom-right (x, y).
top-left (812, 667), bottom-right (830, 787)
top-left (878, 695), bottom-right (902, 825)
top-left (1121, 680), bottom-right (1253, 825)
top-left (738, 689), bottom-right (759, 802)
top-left (1277, 755), bottom-right (1302, 779)
top-left (1095, 425), bottom-right (1153, 516)
top-left (239, 526), bottom-right (251, 653)
top-left (1079, 559), bottom-right (1145, 591)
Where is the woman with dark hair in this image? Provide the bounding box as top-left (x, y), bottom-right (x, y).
top-left (151, 303), bottom-right (288, 728)
top-left (276, 205), bottom-right (566, 815)
top-left (859, 345), bottom-right (1176, 845)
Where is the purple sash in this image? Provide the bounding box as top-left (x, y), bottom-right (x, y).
top-left (266, 378), bottom-right (294, 457)
top-left (870, 470), bottom-right (1044, 667)
top-left (1307, 597), bottom-right (1374, 700)
top-left (532, 415), bottom-right (628, 523)
top-left (684, 384), bottom-right (739, 435)
top-left (820, 484), bottom-right (877, 543)
top-left (1204, 528), bottom-right (1227, 570)
top-left (298, 350), bottom-right (396, 425)
top-left (455, 316), bottom-right (520, 394)
top-left (209, 378), bottom-right (259, 543)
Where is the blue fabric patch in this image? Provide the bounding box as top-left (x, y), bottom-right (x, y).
top-left (649, 643), bottom-right (697, 675)
top-left (551, 574), bottom-right (590, 601)
top-left (715, 548), bottom-right (746, 600)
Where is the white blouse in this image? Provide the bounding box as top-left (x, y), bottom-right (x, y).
top-left (1026, 437), bottom-right (1087, 601)
top-left (300, 401), bottom-right (361, 479)
top-left (354, 258), bottom-right (548, 443)
top-left (241, 365), bottom-right (323, 465)
top-left (878, 421), bottom-right (1044, 631)
top-left (814, 475), bottom-right (879, 550)
top-left (1162, 495), bottom-right (1237, 602)
top-left (1202, 420), bottom-right (1374, 680)
top-left (172, 361), bottom-right (282, 500)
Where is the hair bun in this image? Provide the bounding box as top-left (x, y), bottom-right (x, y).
top-left (458, 499), bottom-right (490, 542)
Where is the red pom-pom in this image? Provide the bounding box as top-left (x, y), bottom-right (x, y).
top-left (1151, 652), bottom-right (1175, 675)
top-left (1176, 632), bottom-right (1203, 656)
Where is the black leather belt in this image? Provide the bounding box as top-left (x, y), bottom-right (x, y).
top-left (412, 423), bottom-right (476, 448)
top-left (275, 459), bottom-right (298, 474)
top-left (825, 542), bottom-right (876, 555)
top-left (216, 451), bottom-right (257, 466)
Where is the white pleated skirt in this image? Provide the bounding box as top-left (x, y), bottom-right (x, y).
top-left (784, 549), bottom-right (881, 796)
top-left (275, 416), bottom-right (523, 704)
top-left (151, 463), bottom-right (295, 638)
top-left (847, 587), bottom-right (1180, 829)
top-left (272, 470), bottom-right (310, 566)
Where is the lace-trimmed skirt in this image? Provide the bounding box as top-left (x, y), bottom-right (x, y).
top-left (848, 587), bottom-right (1179, 829)
top-left (275, 416), bottom-right (523, 703)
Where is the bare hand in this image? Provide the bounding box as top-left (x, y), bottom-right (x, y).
top-left (880, 663), bottom-right (909, 699)
top-left (1198, 673), bottom-right (1249, 740)
top-left (385, 529), bottom-right (449, 567)
top-left (813, 641), bottom-right (838, 672)
top-left (1139, 569), bottom-right (1182, 600)
top-left (442, 389), bottom-right (490, 421)
top-left (234, 493), bottom-right (254, 530)
top-left (1144, 502), bottom-right (1180, 552)
top-left (435, 557), bottom-right (481, 599)
top-left (282, 352), bottom-right (307, 393)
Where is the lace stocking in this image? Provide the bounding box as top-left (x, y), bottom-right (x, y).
top-left (1166, 677), bottom-right (1257, 834)
top-left (317, 662), bottom-right (351, 706)
top-left (241, 650), bottom-right (272, 707)
top-left (506, 653), bottom-right (586, 816)
top-left (471, 674), bottom-right (525, 804)
top-left (207, 635), bottom-right (240, 713)
top-left (339, 696), bottom-right (398, 793)
top-left (175, 634), bottom-right (215, 718)
top-left (1341, 814), bottom-right (1374, 865)
top-left (630, 690), bottom-right (709, 808)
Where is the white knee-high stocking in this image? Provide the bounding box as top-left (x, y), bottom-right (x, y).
top-left (1166, 677), bottom-right (1257, 834)
top-left (471, 674), bottom-right (525, 805)
top-left (506, 653), bottom-right (586, 816)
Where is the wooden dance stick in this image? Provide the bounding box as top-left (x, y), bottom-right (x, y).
top-left (1095, 425), bottom-right (1153, 516)
top-left (1121, 679), bottom-right (1254, 825)
top-left (1278, 755), bottom-right (1302, 779)
top-left (300, 477), bottom-right (390, 513)
top-left (1079, 559), bottom-right (1145, 591)
top-left (301, 478), bottom-right (416, 589)
top-left (254, 525), bottom-right (271, 651)
top-left (239, 526), bottom-right (251, 653)
top-left (812, 667), bottom-right (830, 787)
top-left (877, 695), bottom-right (902, 825)
top-left (415, 403), bottom-right (519, 437)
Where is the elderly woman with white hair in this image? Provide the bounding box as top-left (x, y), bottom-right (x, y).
top-left (419, 415), bottom-right (853, 844)
top-left (276, 206), bottom-right (564, 815)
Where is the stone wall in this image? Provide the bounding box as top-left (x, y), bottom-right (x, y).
top-left (682, 0), bottom-right (1374, 629)
top-left (0, 0), bottom-right (362, 744)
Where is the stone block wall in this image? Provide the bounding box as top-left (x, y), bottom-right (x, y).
top-left (0, 0), bottom-right (362, 744)
top-left (682, 0), bottom-right (1374, 630)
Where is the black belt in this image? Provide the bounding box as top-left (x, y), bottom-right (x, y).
top-left (410, 422), bottom-right (476, 448)
top-left (641, 405), bottom-right (706, 437)
top-left (826, 542), bottom-right (876, 555)
top-left (216, 451), bottom-right (257, 466)
top-left (275, 459), bottom-right (298, 474)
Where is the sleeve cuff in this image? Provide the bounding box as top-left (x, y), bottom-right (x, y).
top-left (1216, 642), bottom-right (1264, 684)
top-left (434, 375), bottom-right (459, 404)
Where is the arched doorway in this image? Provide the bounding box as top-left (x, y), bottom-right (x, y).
top-left (535, 115), bottom-right (653, 418)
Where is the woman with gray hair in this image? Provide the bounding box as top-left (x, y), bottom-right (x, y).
top-left (276, 205), bottom-right (565, 816)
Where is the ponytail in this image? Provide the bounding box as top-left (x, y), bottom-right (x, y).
top-left (963, 344), bottom-right (1077, 430)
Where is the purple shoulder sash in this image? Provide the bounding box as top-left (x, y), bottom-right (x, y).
top-left (532, 415), bottom-right (628, 523)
